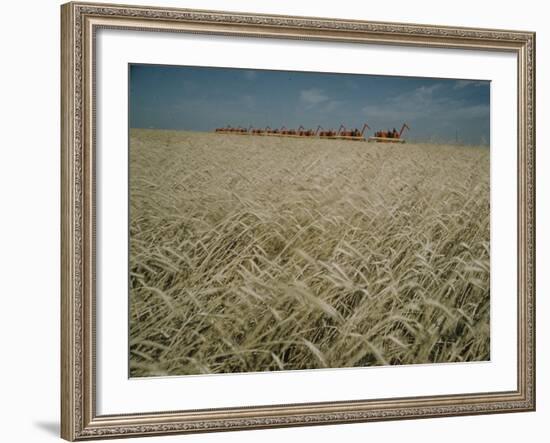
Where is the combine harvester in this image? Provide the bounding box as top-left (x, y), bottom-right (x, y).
top-left (215, 121), bottom-right (408, 143)
top-left (331, 123), bottom-right (371, 141)
top-left (318, 123), bottom-right (371, 140)
top-left (298, 125), bottom-right (322, 137)
top-left (214, 125), bottom-right (233, 133)
top-left (249, 126), bottom-right (267, 135)
top-left (280, 126), bottom-right (299, 136)
top-left (368, 123), bottom-right (410, 143)
top-left (264, 125), bottom-right (322, 138)
top-left (214, 125), bottom-right (249, 134)
top-left (318, 127), bottom-right (339, 138)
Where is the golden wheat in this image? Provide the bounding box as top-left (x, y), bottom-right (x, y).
top-left (129, 128), bottom-right (490, 377)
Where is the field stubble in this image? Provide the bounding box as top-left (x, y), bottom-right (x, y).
top-left (129, 129), bottom-right (490, 376)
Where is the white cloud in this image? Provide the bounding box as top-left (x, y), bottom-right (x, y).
top-left (299, 88), bottom-right (329, 107)
top-left (360, 83), bottom-right (489, 143)
top-left (322, 100), bottom-right (345, 113)
top-left (361, 83), bottom-right (445, 120)
top-left (405, 83), bottom-right (444, 104)
top-left (453, 80), bottom-right (487, 89)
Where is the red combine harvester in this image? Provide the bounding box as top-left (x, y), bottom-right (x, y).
top-left (297, 125), bottom-right (322, 137)
top-left (215, 125), bottom-right (233, 133)
top-left (318, 127), bottom-right (339, 138)
top-left (264, 126), bottom-right (281, 135)
top-left (279, 126), bottom-right (299, 136)
top-left (215, 125), bottom-right (249, 134)
top-left (368, 123), bottom-right (410, 143)
top-left (250, 126), bottom-right (267, 135)
top-left (233, 126), bottom-right (249, 134)
top-left (214, 121), bottom-right (402, 142)
top-left (333, 123), bottom-right (371, 141)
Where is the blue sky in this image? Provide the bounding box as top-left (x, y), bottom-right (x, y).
top-left (129, 64), bottom-right (490, 145)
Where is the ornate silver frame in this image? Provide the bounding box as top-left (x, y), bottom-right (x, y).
top-left (61, 2), bottom-right (536, 440)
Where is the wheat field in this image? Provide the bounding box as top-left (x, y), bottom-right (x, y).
top-left (129, 128), bottom-right (490, 377)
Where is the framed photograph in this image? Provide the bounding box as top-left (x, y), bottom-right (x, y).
top-left (61, 1), bottom-right (536, 440)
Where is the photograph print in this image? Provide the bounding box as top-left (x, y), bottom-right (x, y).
top-left (128, 64), bottom-right (490, 377)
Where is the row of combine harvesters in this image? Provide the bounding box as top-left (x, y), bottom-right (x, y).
top-left (214, 122), bottom-right (410, 143)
